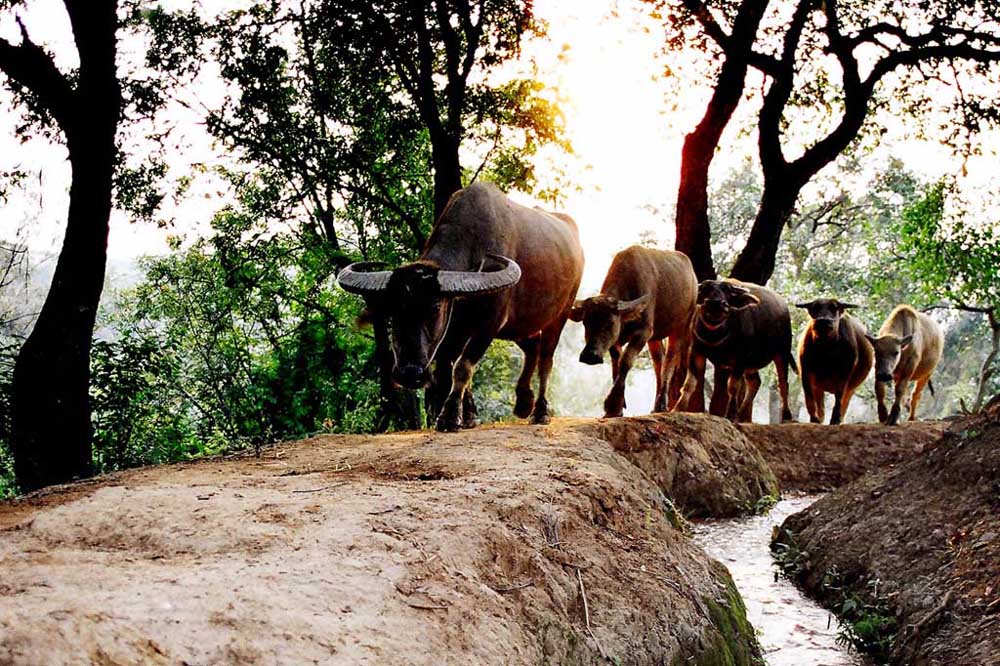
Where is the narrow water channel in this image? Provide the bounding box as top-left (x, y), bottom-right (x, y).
top-left (692, 495), bottom-right (871, 666)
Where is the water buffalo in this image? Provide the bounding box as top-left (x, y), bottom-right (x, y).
top-left (675, 279), bottom-right (796, 422)
top-left (867, 305), bottom-right (943, 425)
top-left (569, 246), bottom-right (697, 417)
top-left (337, 182), bottom-right (584, 432)
top-left (796, 299), bottom-right (873, 425)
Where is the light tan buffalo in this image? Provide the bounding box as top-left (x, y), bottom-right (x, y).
top-left (796, 298), bottom-right (873, 424)
top-left (570, 246), bottom-right (697, 417)
top-left (867, 305), bottom-right (943, 425)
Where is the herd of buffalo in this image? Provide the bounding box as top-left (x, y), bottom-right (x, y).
top-left (338, 183), bottom-right (944, 431)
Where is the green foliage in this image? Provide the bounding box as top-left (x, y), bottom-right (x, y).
top-left (834, 580), bottom-right (898, 662)
top-left (894, 180), bottom-right (1000, 310)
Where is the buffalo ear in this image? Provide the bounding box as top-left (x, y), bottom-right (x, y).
top-left (357, 308), bottom-right (376, 329)
top-left (794, 301), bottom-right (815, 309)
top-left (617, 294), bottom-right (650, 321)
top-left (730, 292), bottom-right (761, 310)
top-left (837, 301), bottom-right (860, 311)
top-left (900, 334), bottom-right (913, 349)
top-left (568, 300), bottom-right (586, 322)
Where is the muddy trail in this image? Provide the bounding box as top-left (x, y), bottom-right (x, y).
top-left (0, 415), bottom-right (944, 665)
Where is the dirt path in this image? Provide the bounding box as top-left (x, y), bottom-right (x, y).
top-left (739, 421), bottom-right (947, 492)
top-left (0, 418), bottom-right (765, 666)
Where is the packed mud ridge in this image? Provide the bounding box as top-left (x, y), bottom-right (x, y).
top-left (0, 414), bottom-right (950, 665)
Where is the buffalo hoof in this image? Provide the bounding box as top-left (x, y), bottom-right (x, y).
top-left (532, 412), bottom-right (551, 425)
top-left (435, 411), bottom-right (462, 432)
top-left (809, 415), bottom-right (821, 424)
top-left (461, 416), bottom-right (480, 429)
top-left (531, 399), bottom-right (551, 425)
top-left (603, 395), bottom-right (625, 418)
top-left (514, 388), bottom-right (535, 419)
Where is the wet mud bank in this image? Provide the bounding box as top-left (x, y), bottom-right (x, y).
top-left (738, 421), bottom-right (947, 493)
top-left (773, 414), bottom-right (1000, 665)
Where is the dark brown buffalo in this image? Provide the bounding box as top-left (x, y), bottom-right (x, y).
top-left (569, 246), bottom-right (696, 417)
top-left (337, 182), bottom-right (584, 432)
top-left (796, 299), bottom-right (873, 425)
top-left (675, 279), bottom-right (796, 422)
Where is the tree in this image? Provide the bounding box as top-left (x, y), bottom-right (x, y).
top-left (653, 0), bottom-right (773, 281)
top-left (656, 0), bottom-right (1000, 286)
top-left (0, 2), bottom-right (199, 491)
top-left (203, 0), bottom-right (565, 428)
top-left (731, 0), bottom-right (1000, 284)
top-left (0, 1), bottom-right (122, 490)
top-left (894, 181), bottom-right (1000, 413)
top-left (317, 0), bottom-right (550, 222)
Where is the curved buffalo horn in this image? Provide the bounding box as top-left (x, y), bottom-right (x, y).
top-left (437, 254), bottom-right (521, 296)
top-left (617, 294), bottom-right (650, 312)
top-left (336, 262), bottom-right (393, 296)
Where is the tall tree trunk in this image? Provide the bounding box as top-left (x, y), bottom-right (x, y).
top-left (674, 0), bottom-right (772, 282)
top-left (7, 2), bottom-right (121, 492)
top-left (972, 309), bottom-right (1000, 413)
top-left (12, 130), bottom-right (117, 491)
top-left (431, 133), bottom-right (463, 224)
top-left (729, 176), bottom-right (800, 284)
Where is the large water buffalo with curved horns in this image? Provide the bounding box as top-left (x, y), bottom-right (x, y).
top-left (675, 279), bottom-right (797, 422)
top-left (337, 182), bottom-right (584, 432)
top-left (570, 245), bottom-right (697, 417)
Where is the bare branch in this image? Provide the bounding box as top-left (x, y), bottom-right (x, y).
top-left (0, 18), bottom-right (75, 129)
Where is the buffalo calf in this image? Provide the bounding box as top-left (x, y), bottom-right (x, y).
top-left (570, 246), bottom-right (697, 417)
top-left (676, 279), bottom-right (796, 423)
top-left (868, 305), bottom-right (943, 425)
top-left (796, 299), bottom-right (873, 424)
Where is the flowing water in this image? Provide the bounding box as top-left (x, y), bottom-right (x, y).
top-left (692, 495), bottom-right (871, 666)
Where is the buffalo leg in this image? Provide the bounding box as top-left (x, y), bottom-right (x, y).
top-left (665, 335), bottom-right (688, 409)
top-left (738, 371), bottom-right (761, 422)
top-left (677, 351), bottom-right (706, 413)
top-left (513, 336), bottom-right (540, 419)
top-left (909, 377), bottom-right (929, 421)
top-left (709, 366), bottom-right (731, 417)
top-left (532, 316), bottom-right (568, 425)
top-left (436, 337), bottom-right (492, 432)
top-left (875, 381), bottom-right (890, 424)
top-left (461, 391), bottom-right (480, 429)
top-left (648, 339), bottom-right (667, 413)
top-left (833, 386), bottom-right (857, 425)
top-left (608, 344), bottom-right (624, 410)
top-left (888, 377), bottom-right (909, 426)
top-left (609, 344), bottom-right (621, 382)
top-left (774, 353), bottom-right (794, 422)
top-left (831, 393), bottom-right (843, 425)
top-left (724, 371), bottom-right (745, 421)
top-left (811, 383), bottom-right (826, 424)
top-left (802, 374), bottom-right (819, 423)
top-left (605, 335), bottom-right (645, 417)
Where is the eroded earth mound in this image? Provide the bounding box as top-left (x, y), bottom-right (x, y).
top-left (774, 412), bottom-right (1000, 665)
top-left (0, 417), bottom-right (767, 666)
